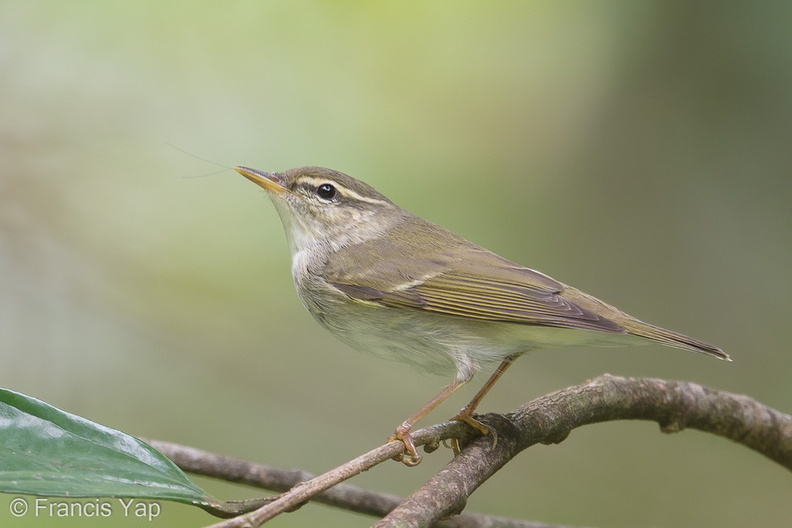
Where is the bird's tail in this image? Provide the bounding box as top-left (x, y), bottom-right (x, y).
top-left (621, 320), bottom-right (730, 361)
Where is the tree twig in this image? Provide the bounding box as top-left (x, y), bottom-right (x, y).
top-left (148, 439), bottom-right (404, 518)
top-left (150, 435), bottom-right (573, 528)
top-left (197, 423), bottom-right (464, 528)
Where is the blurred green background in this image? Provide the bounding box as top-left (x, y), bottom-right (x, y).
top-left (1, 2), bottom-right (790, 527)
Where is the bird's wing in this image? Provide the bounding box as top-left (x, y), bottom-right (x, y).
top-left (327, 233), bottom-right (625, 334)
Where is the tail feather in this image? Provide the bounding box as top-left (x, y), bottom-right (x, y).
top-left (622, 320), bottom-right (730, 361)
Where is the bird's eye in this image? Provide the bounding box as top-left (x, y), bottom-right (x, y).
top-left (316, 183), bottom-right (337, 200)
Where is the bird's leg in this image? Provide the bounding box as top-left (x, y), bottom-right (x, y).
top-left (389, 378), bottom-right (470, 466)
top-left (450, 355), bottom-right (518, 453)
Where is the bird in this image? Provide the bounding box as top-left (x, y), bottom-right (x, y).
top-left (234, 165), bottom-right (728, 465)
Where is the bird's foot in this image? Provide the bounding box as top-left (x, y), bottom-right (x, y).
top-left (448, 409), bottom-right (498, 455)
top-left (388, 423), bottom-right (422, 466)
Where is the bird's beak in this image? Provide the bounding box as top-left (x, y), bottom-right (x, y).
top-left (234, 166), bottom-right (288, 195)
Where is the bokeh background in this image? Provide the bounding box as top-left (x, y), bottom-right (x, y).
top-left (1, 2), bottom-right (790, 527)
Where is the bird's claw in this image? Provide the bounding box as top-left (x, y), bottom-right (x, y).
top-left (388, 428), bottom-right (423, 466)
top-left (448, 411), bottom-right (498, 454)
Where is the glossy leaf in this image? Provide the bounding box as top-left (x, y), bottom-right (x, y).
top-left (0, 388), bottom-right (211, 506)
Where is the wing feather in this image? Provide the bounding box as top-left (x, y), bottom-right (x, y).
top-left (330, 260), bottom-right (625, 333)
top-left (324, 214), bottom-right (624, 333)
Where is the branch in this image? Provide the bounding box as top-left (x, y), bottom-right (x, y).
top-left (150, 375), bottom-right (791, 527)
top-left (152, 428), bottom-right (561, 527)
top-left (147, 439), bottom-right (406, 518)
top-left (375, 374), bottom-right (792, 527)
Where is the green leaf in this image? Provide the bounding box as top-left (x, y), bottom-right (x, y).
top-left (0, 388), bottom-right (211, 506)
